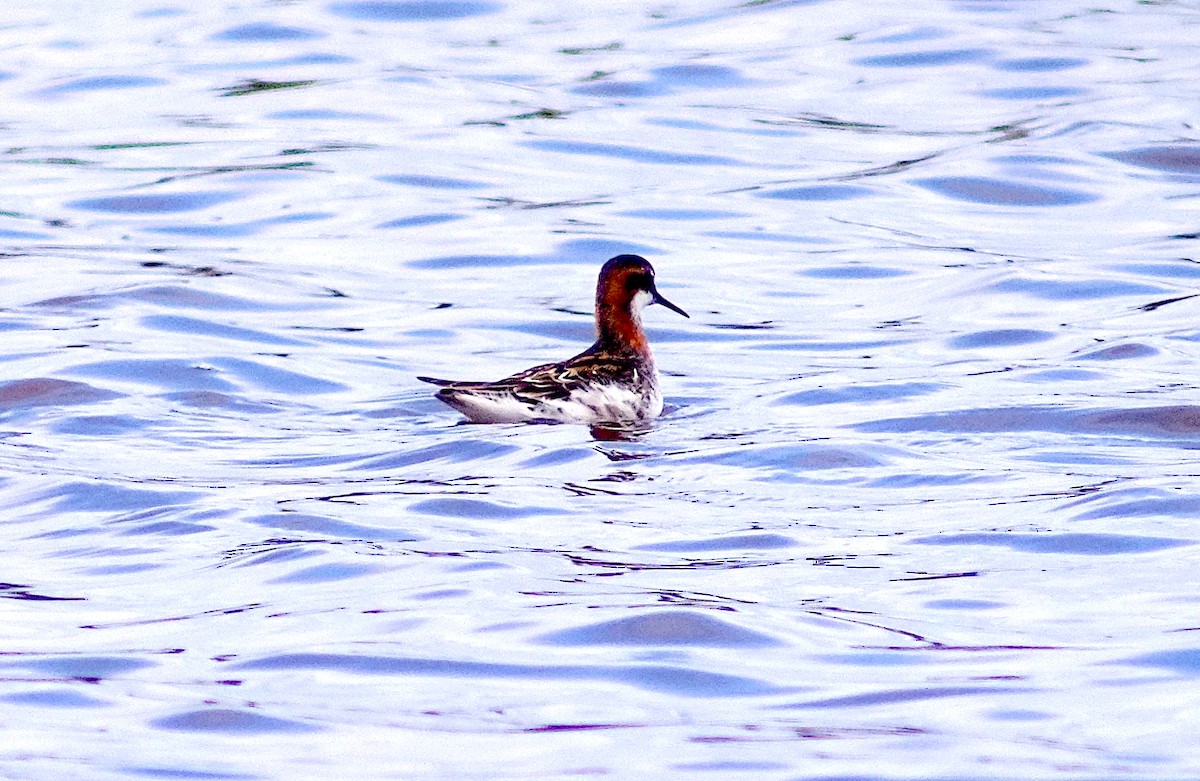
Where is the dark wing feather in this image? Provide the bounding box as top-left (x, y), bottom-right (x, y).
top-left (416, 376), bottom-right (460, 387)
top-left (419, 344), bottom-right (640, 406)
top-left (420, 346), bottom-right (635, 397)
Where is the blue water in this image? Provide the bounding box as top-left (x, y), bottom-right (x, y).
top-left (3, 0), bottom-right (1200, 778)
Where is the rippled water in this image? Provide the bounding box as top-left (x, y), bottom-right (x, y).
top-left (4, 0), bottom-right (1200, 778)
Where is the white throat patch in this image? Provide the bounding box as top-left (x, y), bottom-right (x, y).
top-left (630, 288), bottom-right (654, 317)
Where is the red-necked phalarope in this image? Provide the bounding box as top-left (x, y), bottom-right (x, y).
top-left (418, 254), bottom-right (688, 424)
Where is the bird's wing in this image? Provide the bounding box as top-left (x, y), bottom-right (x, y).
top-left (506, 350), bottom-right (639, 402)
top-left (419, 345), bottom-right (636, 402)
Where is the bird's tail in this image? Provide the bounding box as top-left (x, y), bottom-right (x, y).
top-left (416, 376), bottom-right (456, 387)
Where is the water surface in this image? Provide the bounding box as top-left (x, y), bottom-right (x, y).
top-left (3, 0), bottom-right (1200, 778)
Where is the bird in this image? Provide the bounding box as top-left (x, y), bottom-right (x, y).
top-left (418, 254), bottom-right (688, 425)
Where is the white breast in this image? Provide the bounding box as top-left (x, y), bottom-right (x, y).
top-left (440, 371), bottom-right (663, 425)
top-left (541, 382), bottom-right (663, 424)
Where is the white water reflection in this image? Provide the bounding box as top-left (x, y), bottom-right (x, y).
top-left (3, 0), bottom-right (1200, 778)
